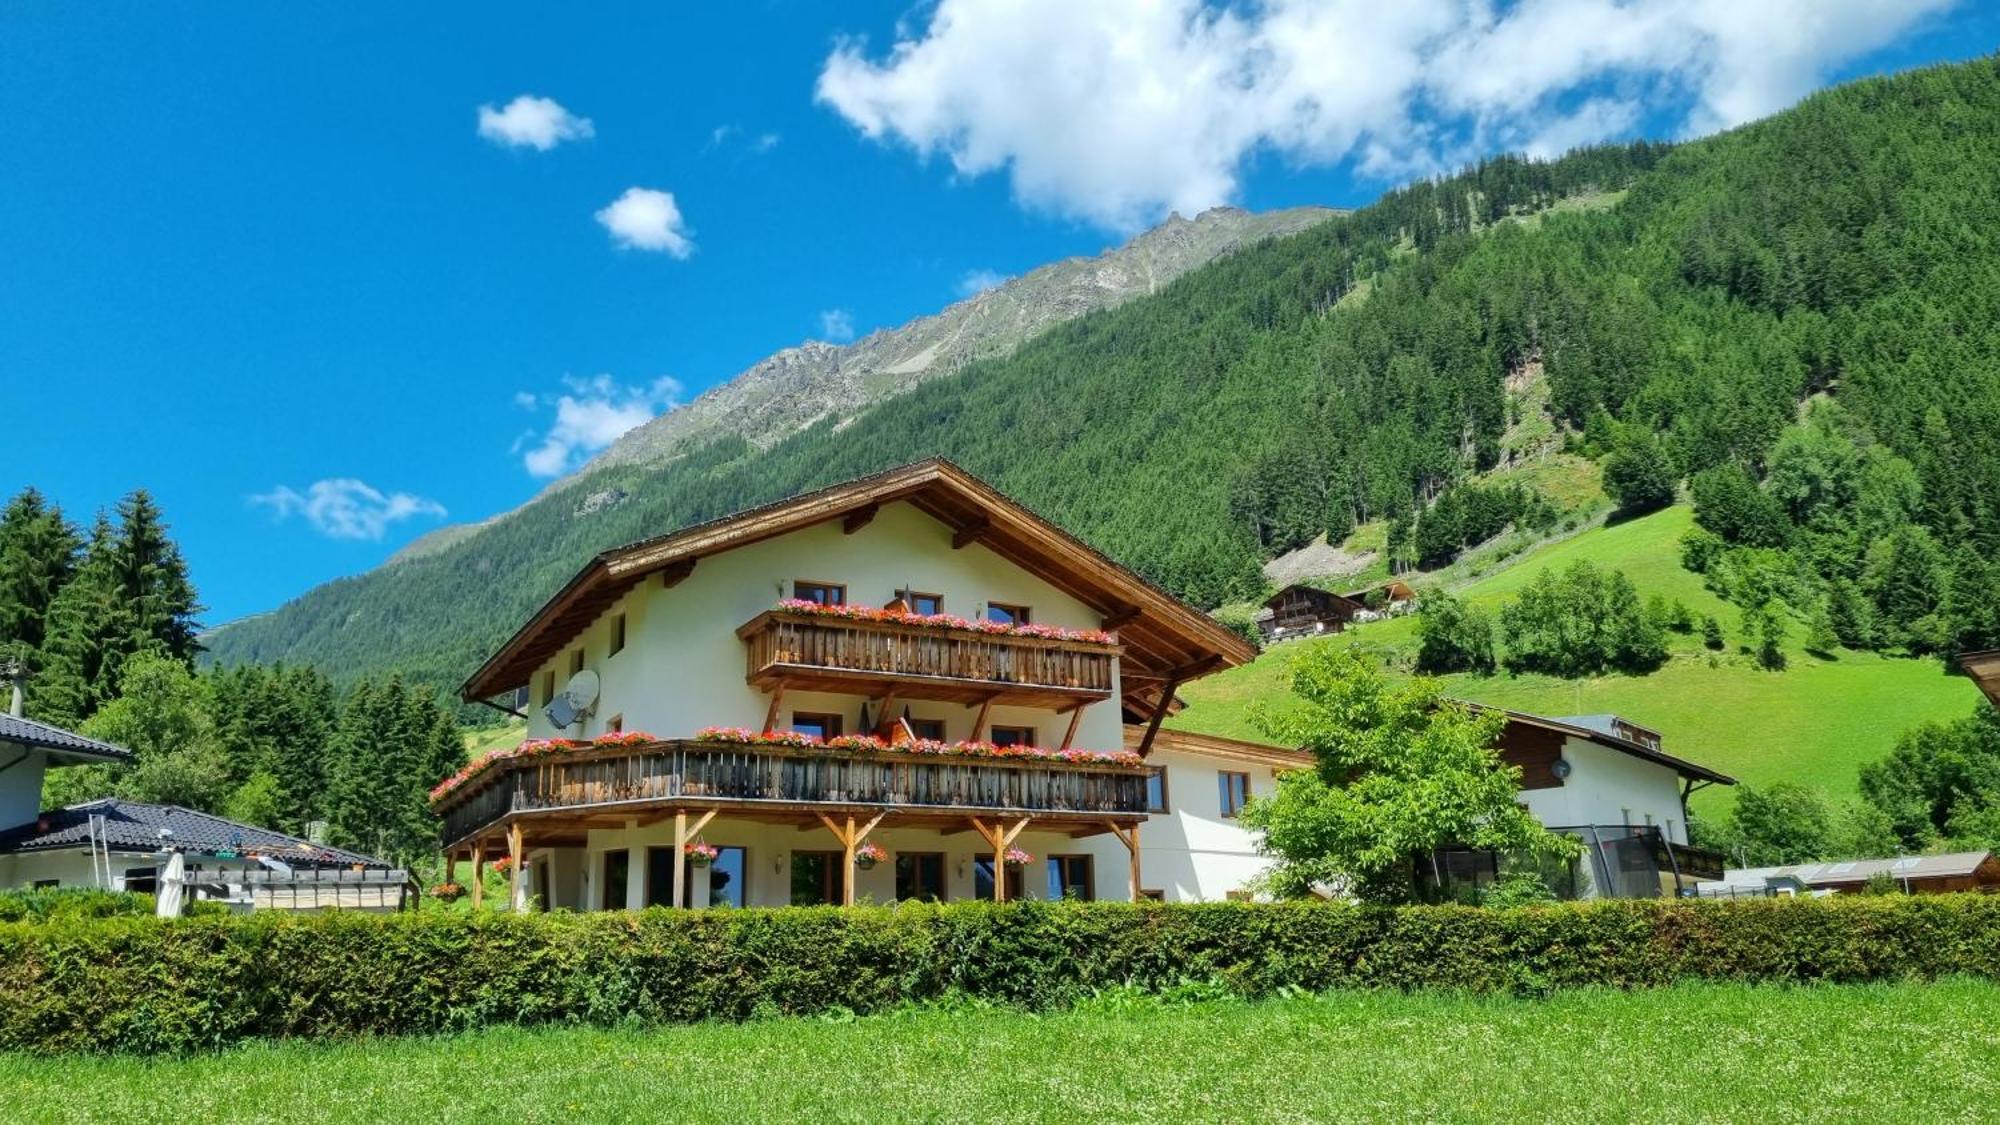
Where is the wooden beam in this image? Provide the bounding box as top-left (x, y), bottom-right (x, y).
top-left (1060, 702), bottom-right (1087, 751)
top-left (507, 822), bottom-right (525, 913)
top-left (1101, 605), bottom-right (1142, 631)
top-left (842, 504), bottom-right (879, 534)
top-left (659, 558), bottom-right (696, 588)
top-left (762, 682), bottom-right (786, 735)
top-left (1136, 679), bottom-right (1180, 758)
top-left (951, 517), bottom-right (990, 550)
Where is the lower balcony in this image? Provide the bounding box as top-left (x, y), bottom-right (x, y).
top-left (437, 737), bottom-right (1151, 851)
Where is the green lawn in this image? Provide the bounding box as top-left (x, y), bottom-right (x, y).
top-left (4, 981), bottom-right (1995, 1123)
top-left (1181, 506), bottom-right (1985, 814)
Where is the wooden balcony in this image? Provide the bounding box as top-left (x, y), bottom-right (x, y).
top-left (736, 609), bottom-right (1119, 708)
top-left (437, 738), bottom-right (1151, 849)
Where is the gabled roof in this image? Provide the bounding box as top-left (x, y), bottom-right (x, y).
top-left (0, 798), bottom-right (390, 868)
top-left (0, 713), bottom-right (132, 764)
top-left (462, 458), bottom-right (1258, 702)
top-left (1483, 706), bottom-right (1735, 786)
top-left (1963, 649), bottom-right (2000, 707)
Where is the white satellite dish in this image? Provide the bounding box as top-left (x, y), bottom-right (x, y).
top-left (544, 669), bottom-right (600, 729)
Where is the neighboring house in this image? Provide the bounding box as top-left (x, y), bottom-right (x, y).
top-left (0, 798), bottom-right (402, 910)
top-left (1426, 709), bottom-right (1736, 900)
top-left (1260, 584), bottom-right (1365, 641)
top-left (1698, 851), bottom-right (2000, 897)
top-left (0, 705), bottom-right (401, 910)
top-left (1963, 649), bottom-right (2000, 707)
top-left (443, 459), bottom-right (1266, 908)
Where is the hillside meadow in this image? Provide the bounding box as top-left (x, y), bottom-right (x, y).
top-left (1176, 506), bottom-right (1984, 815)
top-left (3, 981), bottom-right (1994, 1123)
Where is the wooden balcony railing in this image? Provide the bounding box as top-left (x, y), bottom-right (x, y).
top-left (439, 739), bottom-right (1151, 847)
top-left (736, 609), bottom-right (1119, 707)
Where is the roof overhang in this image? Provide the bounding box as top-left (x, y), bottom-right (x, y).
top-left (462, 458), bottom-right (1257, 704)
top-left (1962, 649), bottom-right (2000, 707)
top-left (1480, 706), bottom-right (1736, 786)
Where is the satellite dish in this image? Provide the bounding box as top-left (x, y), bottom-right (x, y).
top-left (545, 669), bottom-right (599, 729)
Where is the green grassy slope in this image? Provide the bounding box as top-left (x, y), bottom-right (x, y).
top-left (1175, 506), bottom-right (1985, 814)
top-left (5, 982), bottom-right (1993, 1123)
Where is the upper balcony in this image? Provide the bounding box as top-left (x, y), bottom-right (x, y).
top-left (736, 606), bottom-right (1120, 709)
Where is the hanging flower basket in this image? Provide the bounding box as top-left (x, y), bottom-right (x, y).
top-left (1003, 847), bottom-right (1033, 869)
top-left (855, 842), bottom-right (888, 870)
top-left (685, 841), bottom-right (720, 868)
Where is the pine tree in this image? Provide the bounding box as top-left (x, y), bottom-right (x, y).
top-left (107, 490), bottom-right (203, 664)
top-left (32, 514), bottom-right (128, 728)
top-left (0, 488), bottom-right (82, 663)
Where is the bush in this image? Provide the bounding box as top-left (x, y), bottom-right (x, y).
top-left (0, 888), bottom-right (155, 923)
top-left (3, 897), bottom-right (2000, 1055)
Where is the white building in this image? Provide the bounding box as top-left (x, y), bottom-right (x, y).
top-left (440, 459), bottom-right (1733, 909)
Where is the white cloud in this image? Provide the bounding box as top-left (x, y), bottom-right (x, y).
top-left (477, 94), bottom-right (594, 151)
top-left (818, 0), bottom-right (1951, 230)
top-left (515, 374), bottom-right (683, 478)
top-left (595, 187), bottom-right (694, 256)
top-left (818, 309), bottom-right (856, 342)
top-left (958, 268), bottom-right (1008, 297)
top-left (250, 479), bottom-right (447, 541)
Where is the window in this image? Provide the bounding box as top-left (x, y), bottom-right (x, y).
top-left (1218, 771), bottom-right (1251, 818)
top-left (602, 849), bottom-right (630, 910)
top-left (898, 589), bottom-right (944, 615)
top-left (1046, 855), bottom-right (1095, 901)
top-left (791, 712), bottom-right (844, 740)
top-left (905, 717), bottom-right (947, 742)
top-left (610, 613), bottom-right (627, 656)
top-left (1146, 768), bottom-right (1170, 814)
top-left (972, 857), bottom-right (1025, 901)
top-left (569, 649), bottom-right (585, 677)
top-left (985, 601), bottom-right (1031, 626)
top-left (793, 580), bottom-right (846, 606)
top-left (791, 851), bottom-right (843, 906)
top-left (539, 670), bottom-right (556, 707)
top-left (605, 714), bottom-right (623, 734)
top-left (989, 725), bottom-right (1035, 748)
top-left (895, 853), bottom-right (947, 902)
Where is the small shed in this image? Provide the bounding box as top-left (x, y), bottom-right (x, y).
top-left (1261, 585), bottom-right (1366, 640)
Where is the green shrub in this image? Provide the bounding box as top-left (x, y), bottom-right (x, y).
top-left (3, 897), bottom-right (1999, 1055)
top-left (0, 888), bottom-right (155, 923)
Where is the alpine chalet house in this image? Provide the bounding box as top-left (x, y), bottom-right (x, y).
top-left (440, 459), bottom-right (1733, 909)
top-left (446, 459), bottom-right (1283, 909)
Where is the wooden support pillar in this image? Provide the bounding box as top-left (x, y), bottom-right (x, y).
top-left (471, 838), bottom-right (486, 909)
top-left (969, 815), bottom-right (1031, 903)
top-left (1107, 821), bottom-right (1142, 902)
top-left (671, 807), bottom-right (720, 908)
top-left (507, 822), bottom-right (526, 912)
top-left (817, 810), bottom-right (888, 906)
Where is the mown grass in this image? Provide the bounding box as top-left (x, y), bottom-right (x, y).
top-left (1181, 506), bottom-right (1984, 814)
top-left (3, 981), bottom-right (1994, 1123)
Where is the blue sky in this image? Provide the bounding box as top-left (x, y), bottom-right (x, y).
top-left (4, 2), bottom-right (1994, 624)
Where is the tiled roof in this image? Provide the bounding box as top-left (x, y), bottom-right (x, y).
top-left (0, 713), bottom-right (132, 761)
top-left (0, 798), bottom-right (390, 868)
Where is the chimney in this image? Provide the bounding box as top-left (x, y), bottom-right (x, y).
top-left (1, 657), bottom-right (24, 719)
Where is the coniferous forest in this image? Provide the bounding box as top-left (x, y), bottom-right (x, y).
top-left (181, 56), bottom-right (2000, 701)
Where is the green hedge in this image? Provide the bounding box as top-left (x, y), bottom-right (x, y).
top-left (4, 896), bottom-right (1998, 1054)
